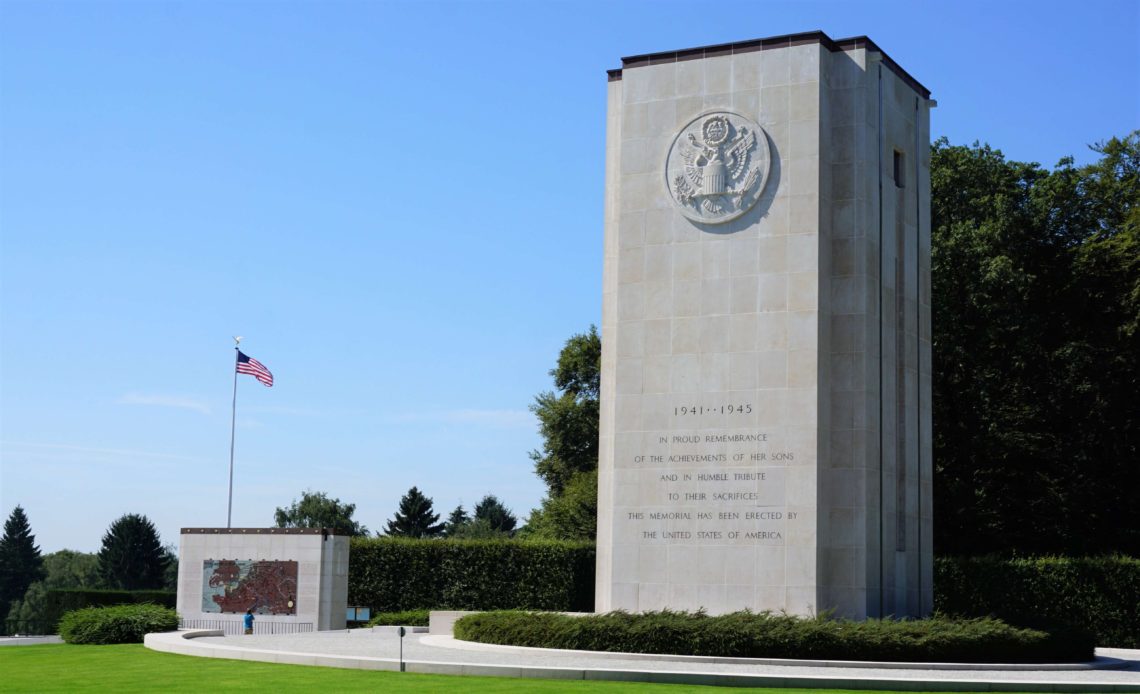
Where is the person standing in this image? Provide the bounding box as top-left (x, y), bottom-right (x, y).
top-left (243, 609), bottom-right (255, 635)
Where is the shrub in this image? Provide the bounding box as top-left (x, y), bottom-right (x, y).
top-left (348, 537), bottom-right (594, 613)
top-left (365, 609), bottom-right (430, 627)
top-left (39, 589), bottom-right (176, 633)
top-left (935, 555), bottom-right (1140, 648)
top-left (454, 610), bottom-right (1094, 663)
top-left (59, 603), bottom-right (179, 644)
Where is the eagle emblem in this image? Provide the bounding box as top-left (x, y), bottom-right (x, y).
top-left (665, 111), bottom-right (771, 224)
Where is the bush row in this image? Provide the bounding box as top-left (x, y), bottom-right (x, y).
top-left (366, 609), bottom-right (430, 627)
top-left (42, 589), bottom-right (176, 633)
top-left (346, 538), bottom-right (1137, 648)
top-left (934, 555), bottom-right (1140, 648)
top-left (59, 603), bottom-right (179, 645)
top-left (348, 537), bottom-right (594, 613)
top-left (454, 610), bottom-right (1094, 663)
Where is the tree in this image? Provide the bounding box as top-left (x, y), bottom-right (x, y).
top-left (40, 550), bottom-right (101, 590)
top-left (447, 518), bottom-right (510, 540)
top-left (529, 326), bottom-right (601, 496)
top-left (6, 549), bottom-right (104, 632)
top-left (97, 514), bottom-right (169, 590)
top-left (443, 505), bottom-right (469, 537)
top-left (524, 327), bottom-right (601, 541)
top-left (473, 494), bottom-right (516, 534)
top-left (0, 506), bottom-right (44, 620)
top-left (161, 544), bottom-right (179, 592)
top-left (931, 133), bottom-right (1139, 555)
top-left (384, 487), bottom-right (444, 538)
top-left (274, 490), bottom-right (369, 536)
top-left (523, 469), bottom-right (598, 541)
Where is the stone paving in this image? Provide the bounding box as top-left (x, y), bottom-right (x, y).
top-left (157, 627), bottom-right (1140, 691)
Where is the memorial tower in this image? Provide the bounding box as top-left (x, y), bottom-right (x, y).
top-left (596, 32), bottom-right (934, 619)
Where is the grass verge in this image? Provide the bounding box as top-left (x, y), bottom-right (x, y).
top-left (0, 643), bottom-right (1051, 693)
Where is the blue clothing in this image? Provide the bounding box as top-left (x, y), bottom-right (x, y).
top-left (243, 613), bottom-right (254, 629)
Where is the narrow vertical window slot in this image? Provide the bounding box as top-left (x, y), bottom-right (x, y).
top-left (893, 150), bottom-right (906, 188)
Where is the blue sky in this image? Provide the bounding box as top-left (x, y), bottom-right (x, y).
top-left (1, 0), bottom-right (1137, 553)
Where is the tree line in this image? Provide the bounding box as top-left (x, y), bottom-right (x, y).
top-left (930, 133), bottom-right (1138, 555)
top-left (0, 507), bottom-right (175, 629)
top-left (273, 488), bottom-right (518, 539)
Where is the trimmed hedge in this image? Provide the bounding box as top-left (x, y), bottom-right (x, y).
top-left (366, 609), bottom-right (430, 627)
top-left (348, 537), bottom-right (594, 613)
top-left (59, 603), bottom-right (179, 645)
top-left (345, 542), bottom-right (1137, 647)
top-left (935, 555), bottom-right (1140, 648)
top-left (41, 589), bottom-right (176, 633)
top-left (454, 610), bottom-right (1094, 663)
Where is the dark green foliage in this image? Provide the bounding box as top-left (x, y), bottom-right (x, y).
top-left (161, 545), bottom-right (178, 592)
top-left (935, 555), bottom-right (1140, 648)
top-left (0, 506), bottom-right (44, 619)
top-left (529, 327), bottom-right (601, 498)
top-left (447, 518), bottom-right (511, 539)
top-left (932, 135), bottom-right (1140, 555)
top-left (59, 603), bottom-right (179, 645)
top-left (454, 610), bottom-right (1093, 663)
top-left (274, 490), bottom-right (369, 536)
top-left (41, 550), bottom-right (101, 590)
top-left (47, 589), bottom-right (176, 613)
top-left (384, 486), bottom-right (444, 538)
top-left (97, 514), bottom-right (169, 590)
top-left (347, 537), bottom-right (594, 613)
top-left (523, 469), bottom-right (597, 541)
top-left (443, 505), bottom-right (469, 537)
top-left (365, 608), bottom-right (430, 627)
top-left (3, 550), bottom-right (105, 634)
top-left (33, 589), bottom-right (176, 633)
top-left (473, 495), bottom-right (516, 534)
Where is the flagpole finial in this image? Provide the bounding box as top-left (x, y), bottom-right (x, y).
top-left (233, 336), bottom-right (243, 347)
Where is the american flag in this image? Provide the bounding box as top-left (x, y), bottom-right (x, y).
top-left (236, 350), bottom-right (274, 387)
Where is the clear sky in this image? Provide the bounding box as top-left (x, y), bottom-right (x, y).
top-left (1, 0), bottom-right (1137, 554)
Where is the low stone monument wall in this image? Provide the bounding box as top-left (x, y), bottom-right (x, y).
top-left (177, 527), bottom-right (349, 631)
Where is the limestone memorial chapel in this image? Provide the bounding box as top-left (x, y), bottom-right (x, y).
top-left (595, 31), bottom-right (934, 620)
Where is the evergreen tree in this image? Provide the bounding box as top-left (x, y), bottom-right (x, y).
top-left (97, 514), bottom-right (169, 590)
top-left (443, 505), bottom-right (469, 537)
top-left (0, 506), bottom-right (44, 619)
top-left (473, 494), bottom-right (516, 534)
top-left (384, 487), bottom-right (444, 538)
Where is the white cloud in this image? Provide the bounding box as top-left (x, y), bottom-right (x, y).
top-left (117, 393), bottom-right (212, 415)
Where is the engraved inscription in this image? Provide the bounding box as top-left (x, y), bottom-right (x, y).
top-left (618, 424), bottom-right (799, 546)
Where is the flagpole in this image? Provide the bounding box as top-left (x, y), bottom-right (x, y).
top-left (227, 338), bottom-right (241, 528)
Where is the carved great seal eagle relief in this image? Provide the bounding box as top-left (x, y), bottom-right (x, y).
top-left (665, 111), bottom-right (771, 224)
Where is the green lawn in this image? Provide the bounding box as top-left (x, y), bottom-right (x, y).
top-left (0, 644), bottom-right (1046, 694)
